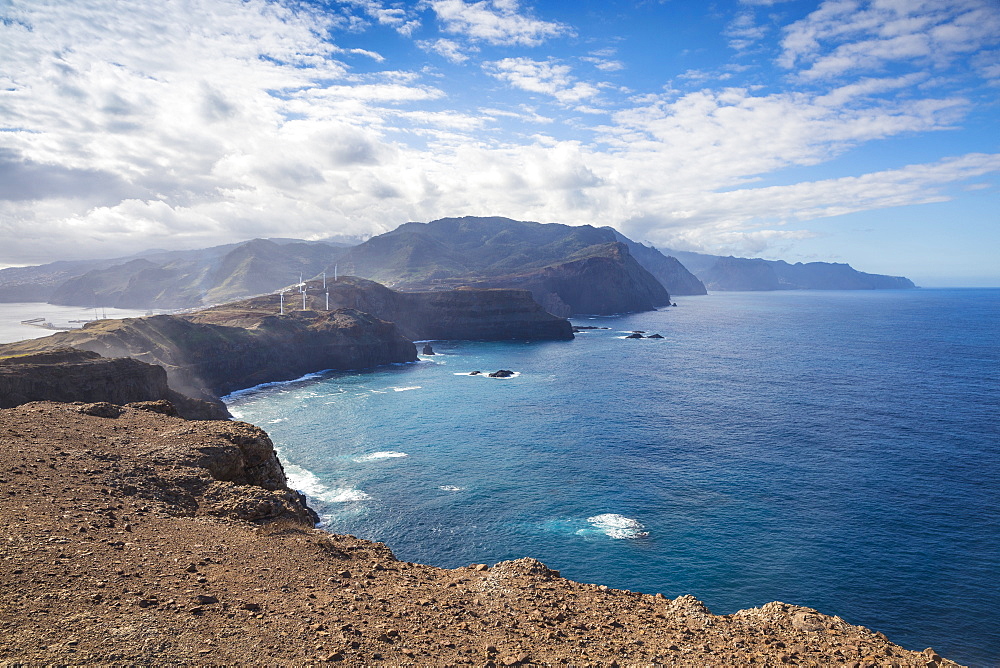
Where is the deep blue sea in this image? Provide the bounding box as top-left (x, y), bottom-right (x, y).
top-left (226, 289), bottom-right (1000, 667)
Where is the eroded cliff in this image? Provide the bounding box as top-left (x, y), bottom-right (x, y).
top-left (0, 348), bottom-right (224, 419)
top-left (0, 307), bottom-right (417, 402)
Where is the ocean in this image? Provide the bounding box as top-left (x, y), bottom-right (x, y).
top-left (0, 303), bottom-right (161, 344)
top-left (200, 289), bottom-right (995, 666)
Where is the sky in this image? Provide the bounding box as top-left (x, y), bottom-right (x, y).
top-left (1, 0), bottom-right (998, 285)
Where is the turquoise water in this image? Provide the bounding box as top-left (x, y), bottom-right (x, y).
top-left (226, 289), bottom-right (1000, 667)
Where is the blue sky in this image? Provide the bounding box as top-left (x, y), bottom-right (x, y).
top-left (1, 0), bottom-right (998, 285)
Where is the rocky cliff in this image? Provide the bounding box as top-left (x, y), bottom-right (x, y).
top-left (0, 308), bottom-right (417, 402)
top-left (0, 401), bottom-right (957, 666)
top-left (465, 242), bottom-right (671, 316)
top-left (199, 276), bottom-right (574, 341)
top-left (0, 348), bottom-right (224, 419)
top-left (606, 229), bottom-right (708, 296)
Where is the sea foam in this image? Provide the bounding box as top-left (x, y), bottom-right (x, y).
top-left (284, 464), bottom-right (371, 504)
top-left (584, 513), bottom-right (649, 539)
top-left (221, 369), bottom-right (331, 401)
top-left (353, 451), bottom-right (409, 462)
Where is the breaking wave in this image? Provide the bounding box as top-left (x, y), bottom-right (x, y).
top-left (584, 513), bottom-right (649, 539)
top-left (353, 451), bottom-right (409, 462)
top-left (221, 370), bottom-right (331, 401)
top-left (284, 463), bottom-right (371, 504)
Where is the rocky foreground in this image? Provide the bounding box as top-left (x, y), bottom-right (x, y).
top-left (0, 402), bottom-right (956, 666)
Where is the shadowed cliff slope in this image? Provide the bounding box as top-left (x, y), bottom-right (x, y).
top-left (0, 308), bottom-right (416, 403)
top-left (0, 348), bottom-right (224, 419)
top-left (328, 216), bottom-right (672, 315)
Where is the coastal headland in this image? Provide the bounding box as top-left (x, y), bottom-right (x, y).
top-left (0, 401), bottom-right (956, 666)
top-left (0, 278), bottom-right (572, 412)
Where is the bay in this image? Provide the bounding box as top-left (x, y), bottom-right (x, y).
top-left (222, 288), bottom-right (994, 666)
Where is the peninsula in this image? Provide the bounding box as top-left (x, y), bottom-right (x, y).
top-left (0, 278), bottom-right (571, 411)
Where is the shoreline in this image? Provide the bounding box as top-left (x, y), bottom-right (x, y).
top-left (0, 400), bottom-right (958, 666)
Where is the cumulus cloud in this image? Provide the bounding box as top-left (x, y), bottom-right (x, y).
top-left (425, 0), bottom-right (568, 46)
top-left (484, 58), bottom-right (601, 105)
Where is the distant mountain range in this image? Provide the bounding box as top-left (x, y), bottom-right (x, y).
top-left (0, 216), bottom-right (913, 316)
top-left (659, 249), bottom-right (915, 291)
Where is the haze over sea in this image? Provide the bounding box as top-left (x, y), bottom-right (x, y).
top-left (226, 289), bottom-right (999, 667)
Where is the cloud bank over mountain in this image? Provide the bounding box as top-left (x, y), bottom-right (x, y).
top-left (1, 0), bottom-right (997, 281)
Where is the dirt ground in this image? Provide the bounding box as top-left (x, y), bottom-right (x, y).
top-left (0, 401), bottom-right (955, 667)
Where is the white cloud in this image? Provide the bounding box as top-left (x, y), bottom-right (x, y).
top-left (337, 0), bottom-right (422, 36)
top-left (484, 58), bottom-right (601, 105)
top-left (726, 11), bottom-right (768, 52)
top-left (620, 153), bottom-right (1000, 254)
top-left (780, 0), bottom-right (1000, 79)
top-left (601, 86), bottom-right (967, 186)
top-left (425, 0), bottom-right (568, 46)
top-left (581, 56), bottom-right (625, 72)
top-left (417, 38), bottom-right (476, 63)
top-left (0, 0), bottom-right (997, 268)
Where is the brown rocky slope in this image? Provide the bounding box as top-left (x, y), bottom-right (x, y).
top-left (0, 402), bottom-right (957, 666)
top-left (0, 307), bottom-right (417, 404)
top-left (0, 348), bottom-right (225, 420)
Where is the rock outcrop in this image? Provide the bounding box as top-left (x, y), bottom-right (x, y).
top-left (0, 348), bottom-right (224, 419)
top-left (0, 401), bottom-right (958, 666)
top-left (0, 308), bottom-right (417, 402)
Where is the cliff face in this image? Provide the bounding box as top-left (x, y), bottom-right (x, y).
top-left (193, 276), bottom-right (575, 342)
top-left (329, 218), bottom-right (671, 316)
top-left (475, 243), bottom-right (671, 316)
top-left (0, 401), bottom-right (956, 666)
top-left (606, 229), bottom-right (708, 296)
top-left (0, 308), bottom-right (417, 402)
top-left (0, 348), bottom-right (224, 419)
